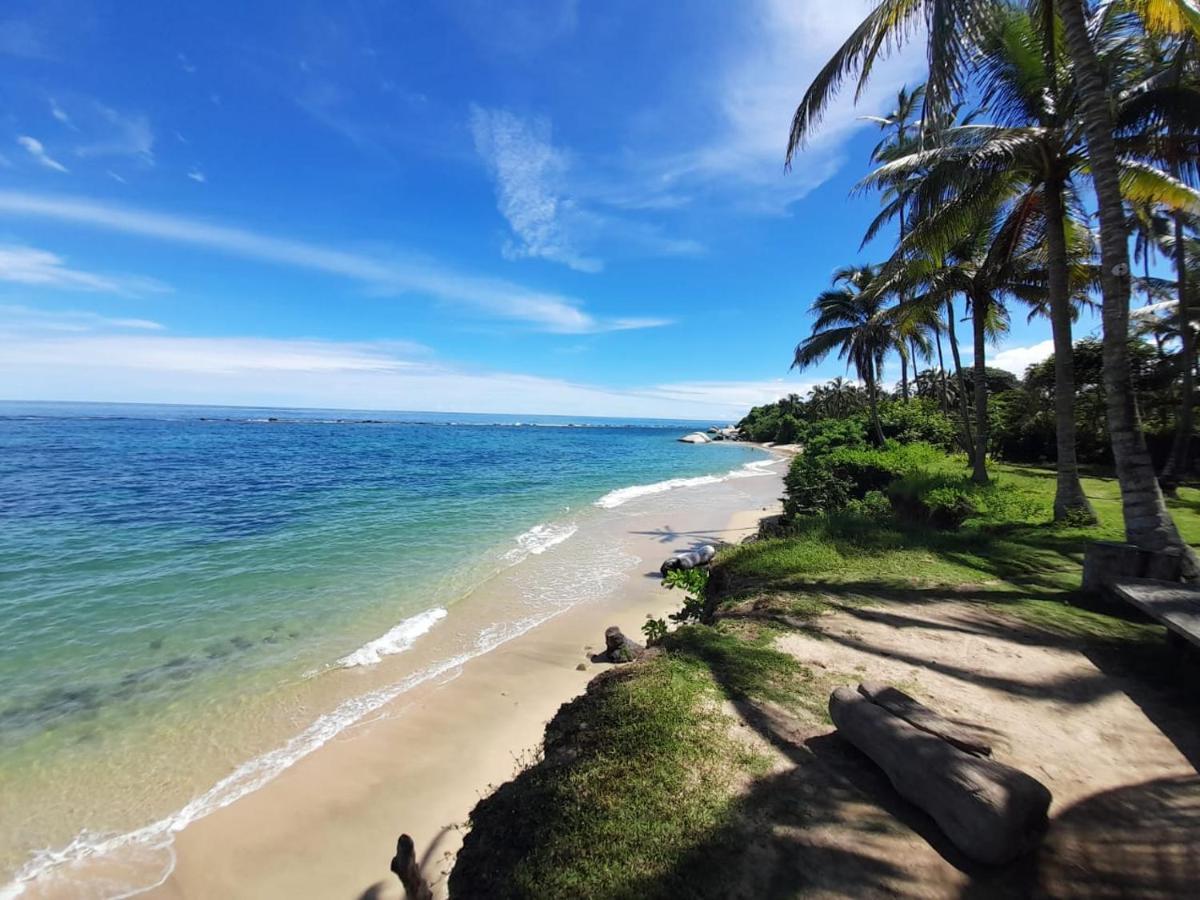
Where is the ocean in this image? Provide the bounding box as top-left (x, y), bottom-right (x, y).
top-left (0, 402), bottom-right (771, 896)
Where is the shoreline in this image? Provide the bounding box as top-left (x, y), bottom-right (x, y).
top-left (11, 450), bottom-right (785, 899)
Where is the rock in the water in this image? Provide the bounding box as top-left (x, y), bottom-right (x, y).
top-left (603, 626), bottom-right (644, 663)
top-left (576, 663), bottom-right (588, 672)
top-left (678, 432), bottom-right (711, 444)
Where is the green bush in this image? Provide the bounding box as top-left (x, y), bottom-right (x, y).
top-left (783, 439), bottom-right (944, 519)
top-left (886, 470), bottom-right (978, 529)
top-left (846, 489), bottom-right (893, 518)
top-left (641, 617), bottom-right (668, 646)
top-left (878, 399), bottom-right (958, 449)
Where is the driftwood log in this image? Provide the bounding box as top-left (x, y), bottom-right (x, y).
top-left (857, 682), bottom-right (992, 757)
top-left (830, 686), bottom-right (1050, 864)
top-left (390, 834), bottom-right (433, 900)
top-left (660, 544), bottom-right (716, 575)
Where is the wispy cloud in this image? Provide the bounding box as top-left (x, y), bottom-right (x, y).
top-left (0, 304), bottom-right (164, 334)
top-left (0, 191), bottom-right (670, 334)
top-left (187, 169), bottom-right (206, 183)
top-left (470, 106), bottom-right (704, 272)
top-left (470, 106), bottom-right (600, 272)
top-left (0, 245), bottom-right (170, 295)
top-left (0, 17), bottom-right (51, 59)
top-left (177, 52), bottom-right (197, 74)
top-left (626, 0), bottom-right (924, 214)
top-left (74, 103), bottom-right (155, 164)
top-left (48, 98), bottom-right (75, 129)
top-left (16, 136), bottom-right (69, 173)
top-left (0, 328), bottom-right (777, 418)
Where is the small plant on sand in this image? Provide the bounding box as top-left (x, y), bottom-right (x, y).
top-left (642, 617), bottom-right (668, 646)
top-left (663, 567), bottom-right (709, 623)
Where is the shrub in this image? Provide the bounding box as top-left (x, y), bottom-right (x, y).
top-left (886, 470), bottom-right (978, 529)
top-left (846, 489), bottom-right (892, 519)
top-left (642, 617), bottom-right (668, 646)
top-left (783, 439), bottom-right (944, 520)
top-left (878, 399), bottom-right (957, 449)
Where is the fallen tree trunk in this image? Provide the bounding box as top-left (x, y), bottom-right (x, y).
top-left (857, 681), bottom-right (992, 757)
top-left (829, 687), bottom-right (1050, 865)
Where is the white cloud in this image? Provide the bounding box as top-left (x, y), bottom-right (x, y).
top-left (470, 107), bottom-right (705, 271)
top-left (187, 169), bottom-right (206, 183)
top-left (49, 98), bottom-right (75, 129)
top-left (470, 107), bottom-right (601, 272)
top-left (74, 104), bottom-right (154, 164)
top-left (0, 191), bottom-right (670, 334)
top-left (0, 245), bottom-right (170, 295)
top-left (0, 304), bottom-right (164, 333)
top-left (989, 340), bottom-right (1055, 376)
top-left (177, 52), bottom-right (197, 74)
top-left (632, 0), bottom-right (924, 213)
top-left (0, 328), bottom-right (791, 419)
top-left (16, 136), bottom-right (69, 173)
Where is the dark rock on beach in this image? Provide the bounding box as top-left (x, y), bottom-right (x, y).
top-left (601, 626), bottom-right (643, 663)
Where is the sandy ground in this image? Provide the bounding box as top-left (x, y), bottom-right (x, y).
top-left (726, 596), bottom-right (1200, 897)
top-left (142, 471), bottom-right (784, 900)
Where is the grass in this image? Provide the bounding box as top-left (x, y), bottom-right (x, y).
top-left (713, 456), bottom-right (1200, 646)
top-left (449, 652), bottom-right (767, 900)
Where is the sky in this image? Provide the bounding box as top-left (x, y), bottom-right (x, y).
top-left (0, 0), bottom-right (1077, 420)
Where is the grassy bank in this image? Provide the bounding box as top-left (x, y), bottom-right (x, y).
top-left (449, 457), bottom-right (1200, 897)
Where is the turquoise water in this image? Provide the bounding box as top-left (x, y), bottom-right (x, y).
top-left (0, 401), bottom-right (761, 889)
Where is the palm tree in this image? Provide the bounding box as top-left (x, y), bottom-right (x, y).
top-left (1117, 30), bottom-right (1200, 487)
top-left (862, 4), bottom-right (1100, 517)
top-left (793, 266), bottom-right (891, 444)
top-left (786, 0), bottom-right (1198, 571)
top-left (1056, 0), bottom-right (1199, 576)
top-left (863, 83), bottom-right (928, 400)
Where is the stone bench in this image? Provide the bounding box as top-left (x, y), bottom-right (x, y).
top-left (1109, 578), bottom-right (1200, 651)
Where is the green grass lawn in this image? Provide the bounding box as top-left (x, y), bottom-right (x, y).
top-left (714, 458), bottom-right (1200, 644)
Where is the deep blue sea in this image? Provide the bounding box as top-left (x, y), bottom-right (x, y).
top-left (0, 401), bottom-right (765, 892)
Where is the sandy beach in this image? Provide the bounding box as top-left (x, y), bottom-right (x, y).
top-left (119, 460), bottom-right (784, 899)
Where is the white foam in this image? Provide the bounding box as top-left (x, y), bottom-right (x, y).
top-left (502, 522), bottom-right (578, 563)
top-left (336, 607), bottom-right (447, 668)
top-left (594, 457), bottom-right (778, 509)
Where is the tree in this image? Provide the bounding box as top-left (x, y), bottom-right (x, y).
top-left (792, 266), bottom-right (891, 444)
top-left (1056, 0), bottom-right (1199, 577)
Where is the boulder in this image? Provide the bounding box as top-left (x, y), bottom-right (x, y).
top-left (602, 626), bottom-right (644, 663)
top-left (678, 432), bottom-right (712, 444)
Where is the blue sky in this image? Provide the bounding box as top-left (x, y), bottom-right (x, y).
top-left (0, 0), bottom-right (1073, 419)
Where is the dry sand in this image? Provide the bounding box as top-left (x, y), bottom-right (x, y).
top-left (142, 468), bottom-right (785, 899)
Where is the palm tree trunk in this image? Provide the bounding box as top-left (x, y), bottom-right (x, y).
top-left (1161, 208), bottom-right (1194, 490)
top-left (935, 329), bottom-right (950, 413)
top-left (900, 351), bottom-right (909, 401)
top-left (1044, 173), bottom-right (1097, 522)
top-left (865, 369), bottom-right (884, 445)
top-left (1057, 0), bottom-right (1198, 579)
top-left (945, 297), bottom-right (975, 462)
top-left (971, 292), bottom-right (990, 485)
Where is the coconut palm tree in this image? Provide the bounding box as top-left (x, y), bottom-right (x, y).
top-left (786, 0), bottom-right (1198, 570)
top-left (1117, 29), bottom-right (1200, 487)
top-left (1055, 0), bottom-right (1199, 576)
top-left (792, 266), bottom-right (892, 444)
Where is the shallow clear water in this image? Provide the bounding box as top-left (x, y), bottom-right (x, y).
top-left (0, 401), bottom-right (762, 889)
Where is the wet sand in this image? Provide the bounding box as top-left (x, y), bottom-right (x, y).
top-left (143, 466), bottom-right (784, 899)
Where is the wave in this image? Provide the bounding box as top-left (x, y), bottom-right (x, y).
top-left (593, 457), bottom-right (778, 509)
top-left (0, 610), bottom-right (554, 900)
top-left (502, 522), bottom-right (579, 563)
top-left (336, 607), bottom-right (447, 668)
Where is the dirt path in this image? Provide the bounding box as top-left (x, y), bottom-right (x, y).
top-left (725, 597), bottom-right (1200, 898)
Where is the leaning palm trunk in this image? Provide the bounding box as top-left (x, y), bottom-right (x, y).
top-left (945, 298), bottom-right (975, 463)
top-left (1044, 175), bottom-right (1097, 522)
top-left (1057, 0), bottom-right (1198, 579)
top-left (935, 330), bottom-right (951, 413)
top-left (1160, 209), bottom-right (1194, 490)
top-left (970, 293), bottom-right (990, 485)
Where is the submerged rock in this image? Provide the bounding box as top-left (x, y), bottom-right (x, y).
top-left (602, 626), bottom-right (644, 663)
